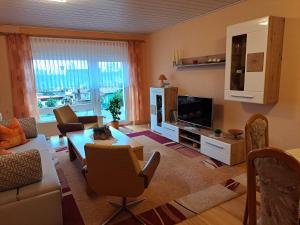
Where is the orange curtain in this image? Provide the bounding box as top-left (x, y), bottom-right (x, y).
top-left (6, 34), bottom-right (39, 119)
top-left (128, 41), bottom-right (146, 124)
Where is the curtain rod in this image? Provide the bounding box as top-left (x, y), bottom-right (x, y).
top-left (0, 31), bottom-right (146, 43)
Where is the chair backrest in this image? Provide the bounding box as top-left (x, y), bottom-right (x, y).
top-left (247, 148), bottom-right (300, 225)
top-left (84, 144), bottom-right (145, 197)
top-left (245, 113), bottom-right (269, 156)
top-left (53, 105), bottom-right (79, 124)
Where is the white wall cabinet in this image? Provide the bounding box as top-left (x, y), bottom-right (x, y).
top-left (224, 16), bottom-right (285, 104)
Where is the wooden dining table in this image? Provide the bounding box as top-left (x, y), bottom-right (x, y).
top-left (286, 148), bottom-right (300, 162)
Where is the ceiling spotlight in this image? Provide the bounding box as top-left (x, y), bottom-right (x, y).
top-left (48, 0), bottom-right (67, 2)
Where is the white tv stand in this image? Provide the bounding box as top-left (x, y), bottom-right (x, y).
top-left (160, 121), bottom-right (245, 166)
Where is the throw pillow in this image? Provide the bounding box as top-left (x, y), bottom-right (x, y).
top-left (0, 118), bottom-right (27, 149)
top-left (0, 149), bottom-right (42, 192)
top-left (0, 117), bottom-right (38, 139)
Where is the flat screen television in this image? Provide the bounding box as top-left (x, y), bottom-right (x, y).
top-left (177, 96), bottom-right (213, 128)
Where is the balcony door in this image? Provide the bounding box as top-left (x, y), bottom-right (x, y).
top-left (30, 37), bottom-right (129, 123)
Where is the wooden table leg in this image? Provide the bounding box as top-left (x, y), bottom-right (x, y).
top-left (68, 139), bottom-right (77, 161)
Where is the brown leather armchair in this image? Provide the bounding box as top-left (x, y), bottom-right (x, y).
top-left (84, 144), bottom-right (160, 225)
top-left (53, 105), bottom-right (99, 135)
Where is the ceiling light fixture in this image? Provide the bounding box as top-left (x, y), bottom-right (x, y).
top-left (48, 0), bottom-right (67, 3)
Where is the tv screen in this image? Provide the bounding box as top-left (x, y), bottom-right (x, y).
top-left (177, 96), bottom-right (213, 128)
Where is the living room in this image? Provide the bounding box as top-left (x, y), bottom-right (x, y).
top-left (0, 0), bottom-right (300, 225)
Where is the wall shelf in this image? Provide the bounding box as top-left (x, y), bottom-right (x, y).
top-left (176, 61), bottom-right (225, 69)
top-left (174, 53), bottom-right (225, 69)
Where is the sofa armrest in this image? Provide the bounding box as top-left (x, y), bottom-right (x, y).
top-left (57, 123), bottom-right (84, 135)
top-left (78, 116), bottom-right (98, 124)
top-left (140, 152), bottom-right (160, 188)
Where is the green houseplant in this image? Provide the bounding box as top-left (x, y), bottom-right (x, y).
top-left (45, 98), bottom-right (57, 108)
top-left (106, 95), bottom-right (122, 129)
top-left (214, 128), bottom-right (222, 137)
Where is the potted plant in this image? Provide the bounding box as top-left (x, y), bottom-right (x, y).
top-left (214, 128), bottom-right (222, 137)
top-left (107, 95), bottom-right (122, 129)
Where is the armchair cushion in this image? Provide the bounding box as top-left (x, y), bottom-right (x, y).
top-left (78, 116), bottom-right (98, 124)
top-left (57, 123), bottom-right (84, 135)
top-left (53, 105), bottom-right (79, 124)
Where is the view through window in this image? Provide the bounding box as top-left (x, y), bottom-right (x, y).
top-left (30, 37), bottom-right (129, 123)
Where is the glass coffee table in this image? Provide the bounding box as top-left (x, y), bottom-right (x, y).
top-left (66, 127), bottom-right (144, 166)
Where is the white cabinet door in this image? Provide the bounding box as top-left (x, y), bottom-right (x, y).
top-left (244, 29), bottom-right (268, 92)
top-left (150, 88), bottom-right (164, 133)
top-left (201, 135), bottom-right (231, 165)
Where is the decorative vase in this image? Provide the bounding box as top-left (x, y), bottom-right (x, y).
top-left (228, 129), bottom-right (243, 139)
top-left (111, 121), bottom-right (119, 129)
top-left (214, 132), bottom-right (221, 137)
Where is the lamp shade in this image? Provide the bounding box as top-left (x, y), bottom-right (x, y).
top-left (158, 74), bottom-right (167, 81)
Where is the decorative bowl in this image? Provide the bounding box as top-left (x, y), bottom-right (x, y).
top-left (93, 126), bottom-right (112, 140)
top-left (228, 129), bottom-right (243, 139)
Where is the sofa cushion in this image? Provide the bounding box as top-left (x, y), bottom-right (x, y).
top-left (9, 135), bottom-right (61, 201)
top-left (0, 118), bottom-right (27, 149)
top-left (0, 117), bottom-right (38, 139)
top-left (0, 149), bottom-right (42, 192)
top-left (0, 149), bottom-right (14, 155)
top-left (0, 189), bottom-right (18, 205)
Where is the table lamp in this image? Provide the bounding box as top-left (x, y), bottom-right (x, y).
top-left (158, 74), bottom-right (167, 87)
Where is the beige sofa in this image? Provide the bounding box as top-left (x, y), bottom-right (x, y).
top-left (0, 119), bottom-right (63, 225)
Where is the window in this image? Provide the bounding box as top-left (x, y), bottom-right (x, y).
top-left (30, 37), bottom-right (129, 123)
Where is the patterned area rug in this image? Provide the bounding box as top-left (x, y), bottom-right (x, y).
top-left (52, 128), bottom-right (246, 225)
top-left (56, 166), bottom-right (85, 225)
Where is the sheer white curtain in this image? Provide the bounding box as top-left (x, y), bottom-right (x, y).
top-left (30, 37), bottom-right (129, 122)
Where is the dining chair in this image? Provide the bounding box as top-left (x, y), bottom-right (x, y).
top-left (245, 113), bottom-right (269, 156)
top-left (244, 113), bottom-right (269, 224)
top-left (246, 147), bottom-right (300, 225)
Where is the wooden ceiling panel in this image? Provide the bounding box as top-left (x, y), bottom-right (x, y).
top-left (0, 0), bottom-right (241, 33)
